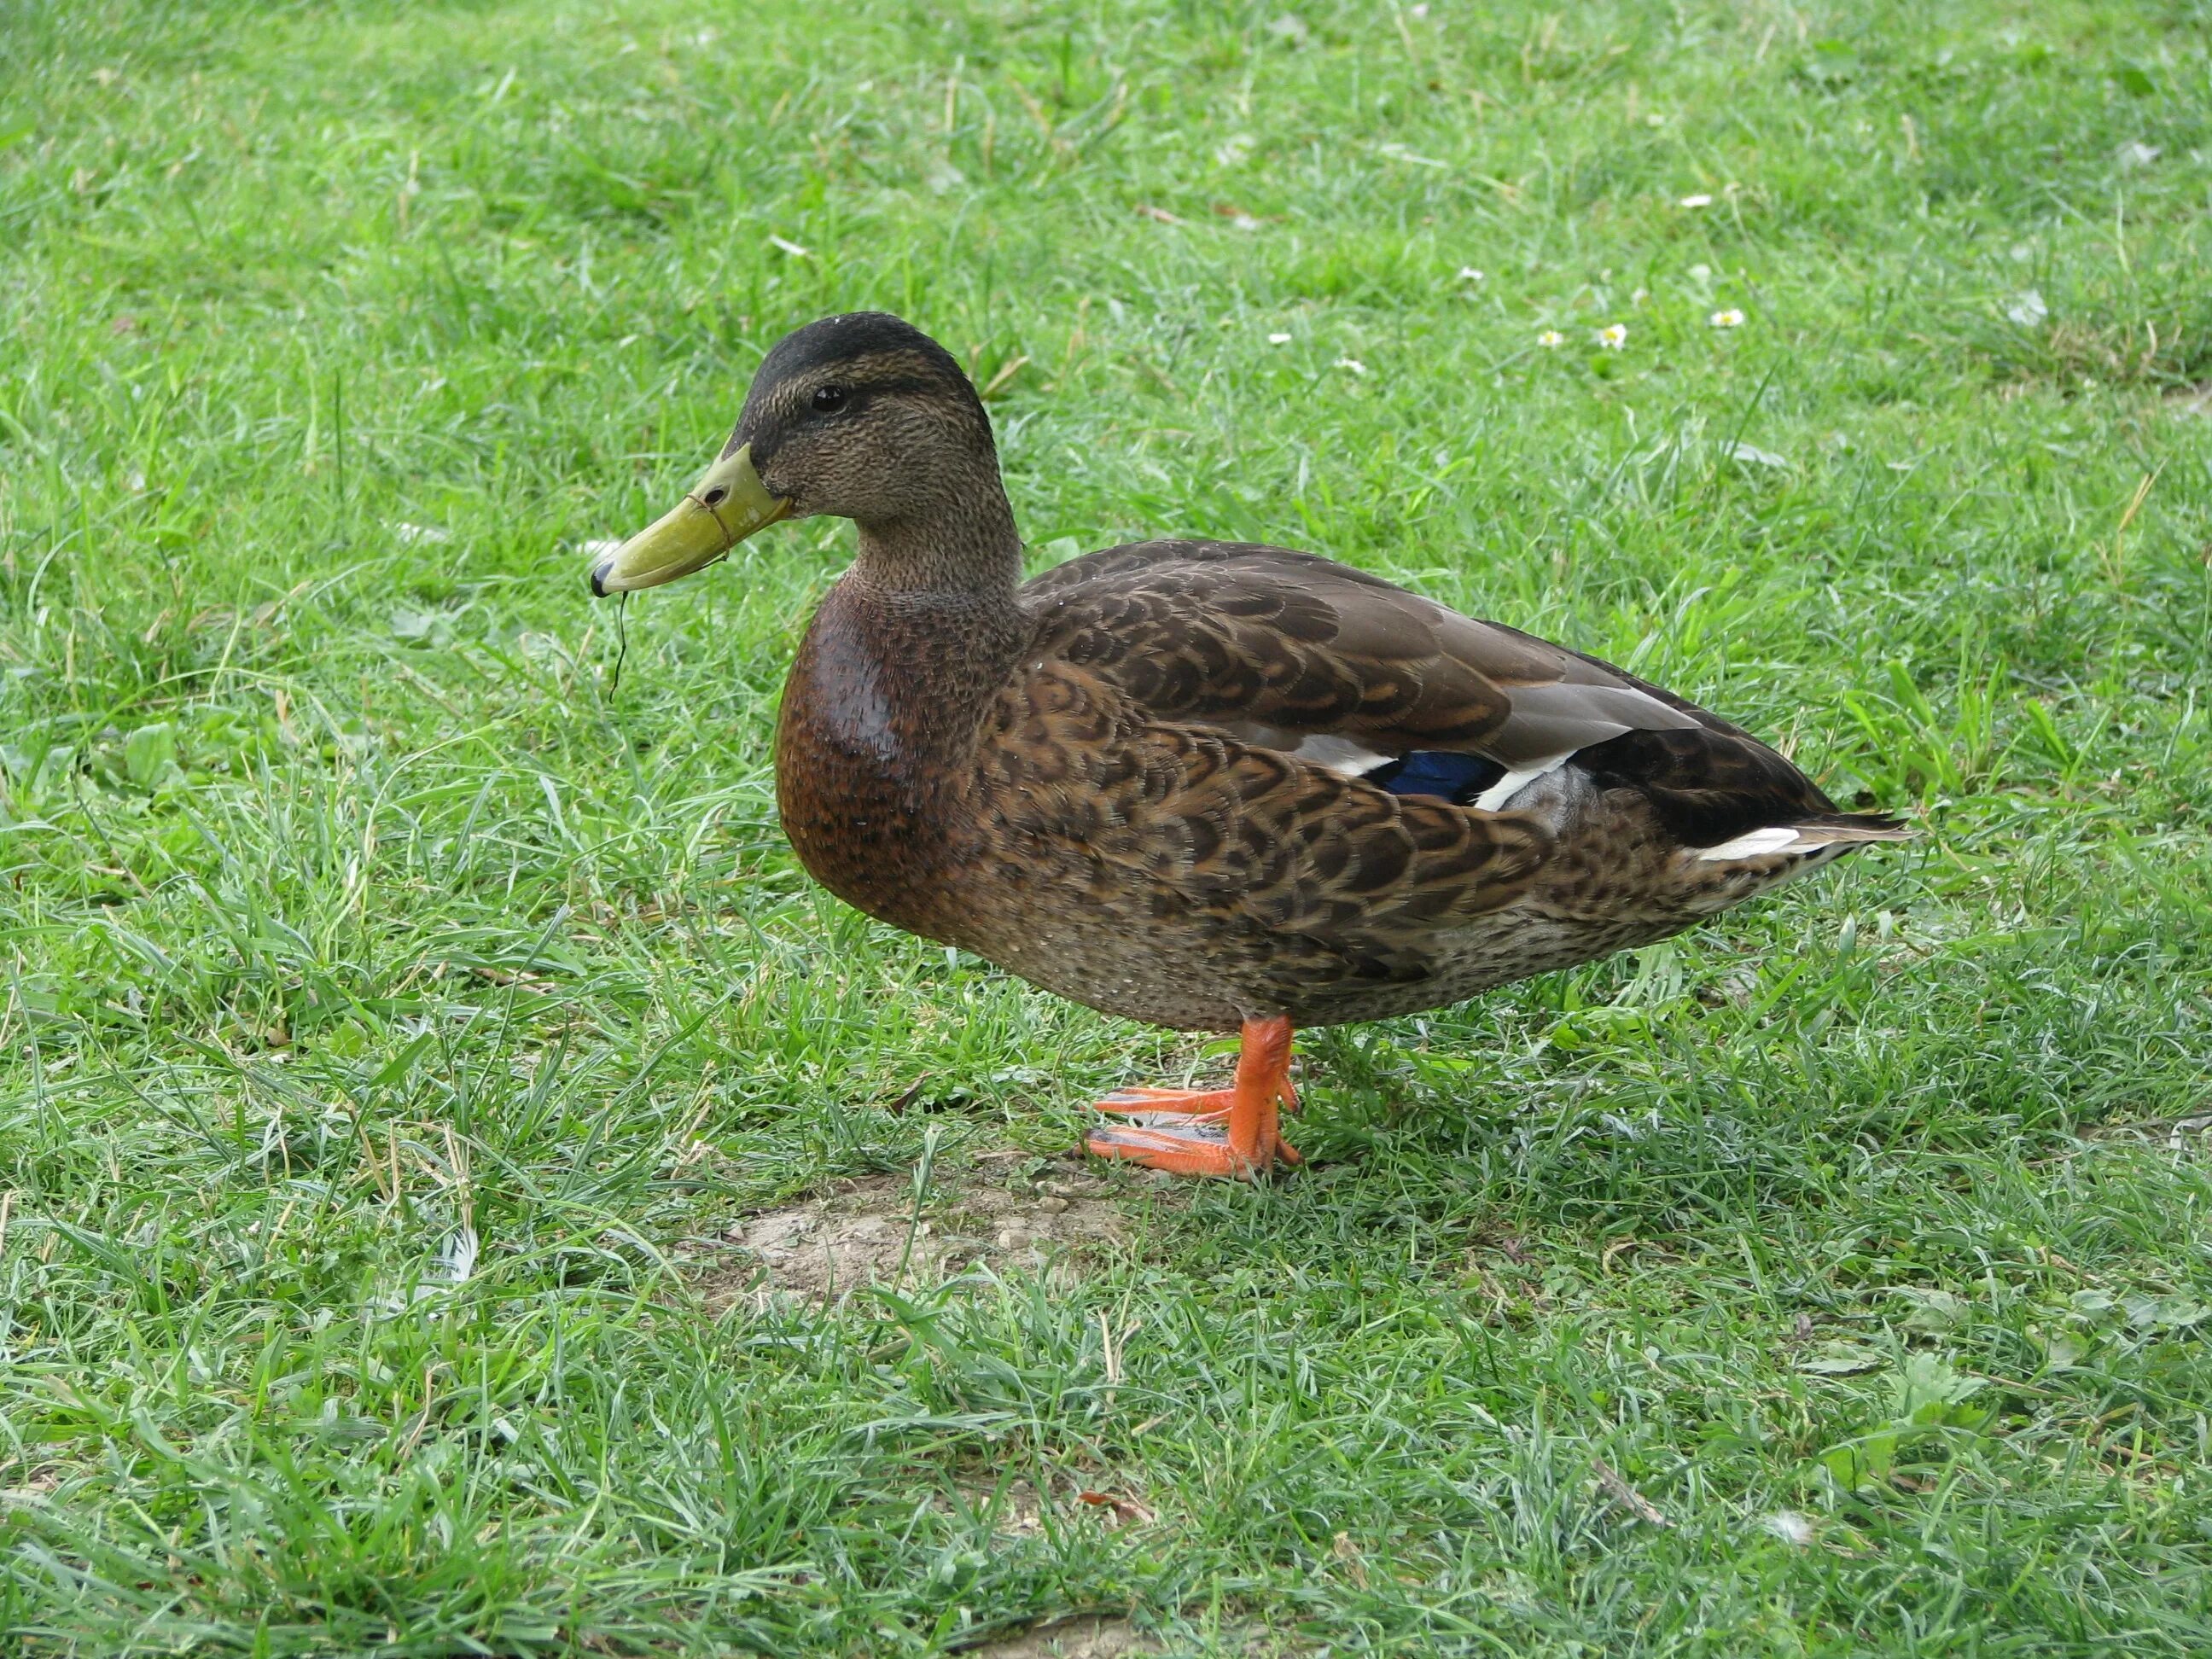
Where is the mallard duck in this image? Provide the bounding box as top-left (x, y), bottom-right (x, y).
top-left (591, 311), bottom-right (1906, 1179)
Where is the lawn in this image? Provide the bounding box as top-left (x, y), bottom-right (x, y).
top-left (3, 0), bottom-right (2210, 1652)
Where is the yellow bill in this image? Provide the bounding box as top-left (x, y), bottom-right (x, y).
top-left (589, 443), bottom-right (790, 596)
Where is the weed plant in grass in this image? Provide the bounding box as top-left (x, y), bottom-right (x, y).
top-left (3, 1), bottom-right (2210, 1654)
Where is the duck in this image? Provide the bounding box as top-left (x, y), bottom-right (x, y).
top-left (590, 311), bottom-right (1907, 1179)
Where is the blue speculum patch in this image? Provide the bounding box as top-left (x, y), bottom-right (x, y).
top-left (1362, 751), bottom-right (1510, 805)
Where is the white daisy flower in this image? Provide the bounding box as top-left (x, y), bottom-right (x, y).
top-left (1709, 308), bottom-right (1746, 329)
top-left (1267, 332), bottom-right (1293, 344)
top-left (1679, 193), bottom-right (1713, 208)
top-left (1597, 323), bottom-right (1627, 349)
top-left (1537, 329), bottom-right (1564, 348)
top-left (1456, 265), bottom-right (1485, 283)
top-left (1334, 357), bottom-right (1367, 375)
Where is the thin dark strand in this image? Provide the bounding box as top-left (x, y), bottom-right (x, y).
top-left (609, 592), bottom-right (629, 695)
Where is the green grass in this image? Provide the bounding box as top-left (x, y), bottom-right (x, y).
top-left (3, 0), bottom-right (2210, 1651)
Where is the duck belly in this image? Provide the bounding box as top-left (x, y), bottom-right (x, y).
top-left (943, 769), bottom-right (1859, 1033)
top-left (952, 888), bottom-right (1697, 1032)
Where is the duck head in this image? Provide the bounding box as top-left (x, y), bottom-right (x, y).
top-left (589, 311), bottom-right (1008, 596)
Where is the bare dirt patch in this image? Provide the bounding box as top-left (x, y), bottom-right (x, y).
top-left (701, 1161), bottom-right (1165, 1307)
top-left (947, 1469), bottom-right (1161, 1541)
top-left (964, 1616), bottom-right (1158, 1658)
top-left (953, 1473), bottom-right (1050, 1540)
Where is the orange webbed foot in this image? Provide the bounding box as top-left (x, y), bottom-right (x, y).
top-left (1086, 1017), bottom-right (1301, 1180)
top-left (1091, 1085), bottom-right (1232, 1117)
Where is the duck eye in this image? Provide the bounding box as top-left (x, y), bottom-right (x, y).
top-left (811, 384), bottom-right (850, 414)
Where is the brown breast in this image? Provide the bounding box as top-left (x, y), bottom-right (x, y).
top-left (772, 579), bottom-right (1022, 946)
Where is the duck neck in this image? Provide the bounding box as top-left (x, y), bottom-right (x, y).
top-left (849, 484), bottom-right (1025, 604)
top-left (831, 490), bottom-right (1031, 729)
top-left (802, 487), bottom-right (1030, 748)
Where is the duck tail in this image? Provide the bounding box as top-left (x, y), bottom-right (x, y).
top-left (1786, 811), bottom-right (1916, 845)
top-left (1690, 812), bottom-right (1913, 863)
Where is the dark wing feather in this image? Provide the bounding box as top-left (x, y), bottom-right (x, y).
top-left (1027, 540), bottom-right (1730, 765)
top-left (1027, 541), bottom-right (1517, 752)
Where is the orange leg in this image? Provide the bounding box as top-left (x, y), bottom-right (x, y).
top-left (1086, 1016), bottom-right (1301, 1179)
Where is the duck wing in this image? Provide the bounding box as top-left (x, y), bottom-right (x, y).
top-left (1022, 539), bottom-right (1871, 847)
